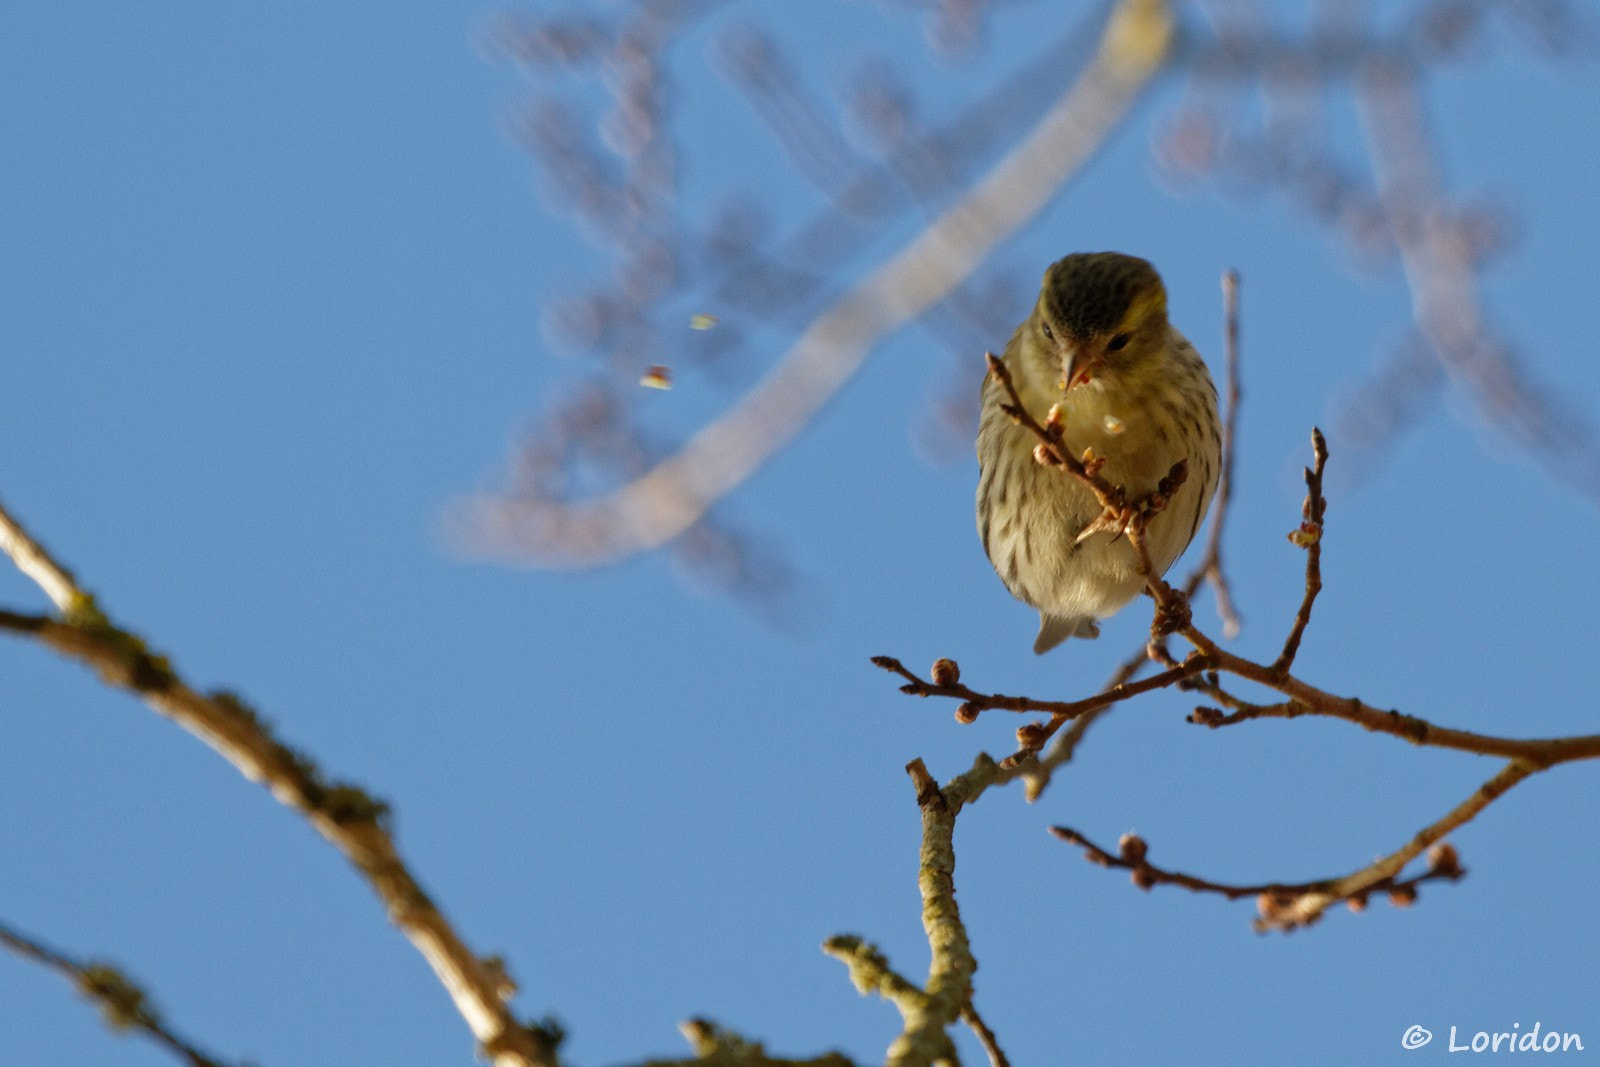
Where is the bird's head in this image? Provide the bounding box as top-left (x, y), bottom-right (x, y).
top-left (1026, 252), bottom-right (1170, 392)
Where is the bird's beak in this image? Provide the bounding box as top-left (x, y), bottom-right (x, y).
top-left (1061, 347), bottom-right (1100, 391)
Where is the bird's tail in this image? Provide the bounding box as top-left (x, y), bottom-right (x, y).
top-left (1034, 613), bottom-right (1100, 654)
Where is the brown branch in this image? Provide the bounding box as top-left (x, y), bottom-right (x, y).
top-left (1048, 827), bottom-right (1464, 933)
top-left (0, 505), bottom-right (554, 1067)
top-left (1183, 632), bottom-right (1600, 765)
top-left (1198, 268), bottom-right (1244, 638)
top-left (880, 619), bottom-right (1600, 767)
top-left (877, 412), bottom-right (1600, 935)
top-left (1052, 757), bottom-right (1529, 931)
top-left (884, 410), bottom-right (1600, 767)
top-left (1011, 640), bottom-right (1159, 802)
top-left (871, 653), bottom-right (1207, 730)
top-left (0, 921), bottom-right (239, 1067)
top-left (1270, 427), bottom-right (1328, 674)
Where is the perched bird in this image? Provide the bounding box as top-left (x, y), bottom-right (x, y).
top-left (976, 252), bottom-right (1221, 653)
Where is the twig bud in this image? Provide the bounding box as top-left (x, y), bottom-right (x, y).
top-left (930, 658), bottom-right (960, 686)
top-left (1033, 442), bottom-right (1061, 466)
top-left (1016, 721), bottom-right (1049, 749)
top-left (1118, 832), bottom-right (1148, 864)
top-left (1130, 868), bottom-right (1156, 891)
top-left (1157, 459), bottom-right (1188, 496)
top-left (1388, 884), bottom-right (1418, 908)
top-left (1288, 522), bottom-right (1322, 548)
top-left (1347, 892), bottom-right (1369, 913)
top-left (955, 702), bottom-right (980, 724)
top-left (1428, 842), bottom-right (1461, 877)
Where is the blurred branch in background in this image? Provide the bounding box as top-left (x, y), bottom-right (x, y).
top-left (1167, 0), bottom-right (1600, 498)
top-left (0, 921), bottom-right (238, 1067)
top-left (454, 0), bottom-right (1598, 604)
top-left (451, 0), bottom-right (1172, 595)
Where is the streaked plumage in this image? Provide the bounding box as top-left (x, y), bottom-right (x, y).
top-left (977, 253), bottom-right (1221, 653)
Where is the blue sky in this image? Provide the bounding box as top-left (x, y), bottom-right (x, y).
top-left (3, 3), bottom-right (1599, 1065)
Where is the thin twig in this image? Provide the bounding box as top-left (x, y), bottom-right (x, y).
top-left (0, 921), bottom-right (237, 1067)
top-left (1014, 640), bottom-right (1157, 801)
top-left (962, 1001), bottom-right (1011, 1067)
top-left (825, 755), bottom-right (1017, 1064)
top-left (1183, 630), bottom-right (1600, 764)
top-left (1201, 268), bottom-right (1244, 637)
top-left (872, 653), bottom-right (1206, 727)
top-left (1047, 813), bottom-right (1469, 933)
top-left (1049, 758), bottom-right (1530, 931)
top-left (674, 1017), bottom-right (858, 1067)
top-left (887, 400), bottom-right (1600, 765)
top-left (1270, 427), bottom-right (1328, 674)
top-left (1261, 759), bottom-right (1532, 930)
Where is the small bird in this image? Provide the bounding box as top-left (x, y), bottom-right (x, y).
top-left (976, 252), bottom-right (1221, 653)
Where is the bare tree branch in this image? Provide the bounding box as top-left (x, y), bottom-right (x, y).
top-left (0, 501), bottom-right (556, 1067)
top-left (879, 373), bottom-right (1600, 930)
top-left (826, 755), bottom-right (1012, 1066)
top-left (1049, 781), bottom-right (1482, 933)
top-left (0, 921), bottom-right (240, 1067)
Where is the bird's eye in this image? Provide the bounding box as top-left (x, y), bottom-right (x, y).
top-left (1107, 332), bottom-right (1131, 352)
top-left (1041, 322), bottom-right (1055, 341)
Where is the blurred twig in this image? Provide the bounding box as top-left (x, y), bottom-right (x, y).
top-left (1352, 54), bottom-right (1600, 503)
top-left (0, 921), bottom-right (238, 1067)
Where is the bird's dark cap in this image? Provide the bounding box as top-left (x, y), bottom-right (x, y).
top-left (1041, 252), bottom-right (1165, 341)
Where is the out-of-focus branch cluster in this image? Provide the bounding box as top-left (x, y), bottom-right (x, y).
top-left (1161, 0), bottom-right (1600, 501)
top-left (461, 0), bottom-right (1598, 606)
top-left (455, 0), bottom-right (1172, 597)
